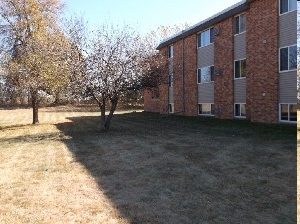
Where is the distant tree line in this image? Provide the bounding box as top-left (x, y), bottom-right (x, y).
top-left (0, 0), bottom-right (188, 130)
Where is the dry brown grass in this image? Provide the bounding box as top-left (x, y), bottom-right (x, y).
top-left (0, 107), bottom-right (296, 223)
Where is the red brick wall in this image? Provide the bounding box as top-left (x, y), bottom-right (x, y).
top-left (214, 17), bottom-right (234, 119)
top-left (183, 35), bottom-right (198, 116)
top-left (173, 41), bottom-right (184, 114)
top-left (143, 88), bottom-right (160, 112)
top-left (158, 47), bottom-right (169, 114)
top-left (246, 0), bottom-right (278, 123)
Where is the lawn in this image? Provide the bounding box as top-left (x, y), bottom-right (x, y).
top-left (0, 107), bottom-right (296, 223)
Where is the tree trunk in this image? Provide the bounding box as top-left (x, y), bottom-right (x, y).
top-left (104, 97), bottom-right (118, 131)
top-left (99, 98), bottom-right (106, 128)
top-left (31, 90), bottom-right (39, 124)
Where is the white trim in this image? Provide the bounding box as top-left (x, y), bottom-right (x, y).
top-left (197, 42), bottom-right (214, 49)
top-left (197, 65), bottom-right (214, 84)
top-left (278, 44), bottom-right (297, 72)
top-left (198, 103), bottom-right (215, 116)
top-left (234, 103), bottom-right (246, 118)
top-left (233, 31), bottom-right (246, 37)
top-left (234, 58), bottom-right (246, 80)
top-left (279, 8), bottom-right (297, 16)
top-left (234, 13), bottom-right (246, 35)
top-left (197, 27), bottom-right (214, 48)
top-left (279, 103), bottom-right (297, 123)
top-left (279, 0), bottom-right (297, 15)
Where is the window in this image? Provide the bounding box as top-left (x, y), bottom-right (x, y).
top-left (280, 104), bottom-right (297, 122)
top-left (234, 59), bottom-right (246, 79)
top-left (197, 28), bottom-right (214, 47)
top-left (280, 0), bottom-right (297, 14)
top-left (197, 66), bottom-right (214, 84)
top-left (234, 13), bottom-right (246, 35)
top-left (234, 104), bottom-right (246, 118)
top-left (151, 87), bottom-right (159, 99)
top-left (198, 104), bottom-right (215, 116)
top-left (168, 74), bottom-right (174, 87)
top-left (169, 103), bottom-right (174, 113)
top-left (280, 45), bottom-right (297, 72)
top-left (168, 45), bottom-right (173, 58)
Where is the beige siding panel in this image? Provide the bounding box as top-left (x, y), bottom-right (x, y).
top-left (198, 82), bottom-right (214, 103)
top-left (197, 44), bottom-right (214, 68)
top-left (279, 71), bottom-right (297, 103)
top-left (169, 87), bottom-right (174, 103)
top-left (234, 32), bottom-right (246, 60)
top-left (234, 78), bottom-right (246, 103)
top-left (279, 10), bottom-right (297, 47)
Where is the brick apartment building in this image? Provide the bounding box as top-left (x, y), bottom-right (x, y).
top-left (144, 0), bottom-right (297, 123)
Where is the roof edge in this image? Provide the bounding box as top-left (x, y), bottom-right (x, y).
top-left (157, 0), bottom-right (250, 50)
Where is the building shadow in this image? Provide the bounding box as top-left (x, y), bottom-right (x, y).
top-left (55, 112), bottom-right (296, 223)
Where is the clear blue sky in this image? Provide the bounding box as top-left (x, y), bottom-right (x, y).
top-left (63, 0), bottom-right (242, 36)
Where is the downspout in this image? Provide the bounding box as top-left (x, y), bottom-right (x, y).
top-left (182, 38), bottom-right (185, 113)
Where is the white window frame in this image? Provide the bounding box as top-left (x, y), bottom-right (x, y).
top-left (197, 27), bottom-right (214, 48)
top-left (234, 58), bottom-right (246, 79)
top-left (279, 0), bottom-right (297, 15)
top-left (279, 45), bottom-right (297, 72)
top-left (198, 104), bottom-right (215, 116)
top-left (197, 65), bottom-right (214, 84)
top-left (279, 103), bottom-right (297, 123)
top-left (168, 45), bottom-right (174, 59)
top-left (234, 103), bottom-right (246, 118)
top-left (234, 13), bottom-right (246, 36)
top-left (169, 103), bottom-right (174, 114)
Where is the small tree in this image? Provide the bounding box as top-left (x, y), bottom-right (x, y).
top-left (76, 24), bottom-right (146, 130)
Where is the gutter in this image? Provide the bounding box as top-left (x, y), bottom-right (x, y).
top-left (157, 0), bottom-right (249, 50)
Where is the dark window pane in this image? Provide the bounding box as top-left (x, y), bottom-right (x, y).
top-left (289, 45), bottom-right (297, 70)
top-left (235, 104), bottom-right (240, 116)
top-left (235, 60), bottom-right (240, 78)
top-left (234, 16), bottom-right (240, 34)
top-left (281, 104), bottom-right (289, 120)
top-left (210, 28), bottom-right (214, 43)
top-left (169, 75), bottom-right (173, 87)
top-left (169, 104), bottom-right (173, 113)
top-left (168, 46), bottom-right (173, 58)
top-left (197, 69), bottom-right (201, 83)
top-left (280, 47), bottom-right (288, 71)
top-left (289, 104), bottom-right (297, 121)
top-left (210, 66), bottom-right (214, 81)
top-left (197, 34), bottom-right (201, 48)
top-left (280, 0), bottom-right (288, 14)
top-left (198, 104), bottom-right (202, 114)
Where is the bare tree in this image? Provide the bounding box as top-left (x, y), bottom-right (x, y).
top-left (75, 24), bottom-right (146, 130)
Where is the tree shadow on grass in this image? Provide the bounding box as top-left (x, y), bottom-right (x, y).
top-left (55, 112), bottom-right (296, 224)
